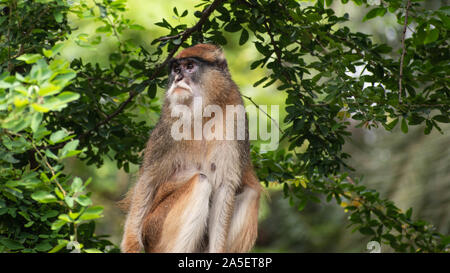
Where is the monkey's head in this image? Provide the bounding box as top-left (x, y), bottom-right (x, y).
top-left (166, 44), bottom-right (231, 107)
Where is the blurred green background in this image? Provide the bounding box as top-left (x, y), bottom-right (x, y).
top-left (62, 0), bottom-right (449, 252)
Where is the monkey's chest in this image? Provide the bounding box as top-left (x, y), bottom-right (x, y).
top-left (180, 141), bottom-right (241, 190)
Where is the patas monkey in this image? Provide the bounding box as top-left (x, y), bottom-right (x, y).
top-left (120, 44), bottom-right (261, 253)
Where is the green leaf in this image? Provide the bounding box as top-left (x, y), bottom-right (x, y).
top-left (60, 140), bottom-right (79, 158)
top-left (441, 235), bottom-right (450, 247)
top-left (56, 92), bottom-right (80, 104)
top-left (432, 115), bottom-right (449, 123)
top-left (406, 208), bottom-right (413, 219)
top-left (64, 196), bottom-right (74, 208)
top-left (92, 35), bottom-right (103, 45)
top-left (54, 187), bottom-right (64, 200)
top-left (194, 10), bottom-right (202, 18)
top-left (401, 118), bottom-right (408, 134)
top-left (43, 210), bottom-right (59, 219)
top-left (129, 60), bottom-right (145, 70)
top-left (76, 195), bottom-right (93, 207)
top-left (53, 10), bottom-right (63, 23)
top-left (51, 43), bottom-right (65, 56)
top-left (38, 83), bottom-right (61, 97)
top-left (129, 24), bottom-right (145, 30)
top-left (31, 103), bottom-right (50, 113)
top-left (71, 177), bottom-right (83, 193)
top-left (147, 83), bottom-right (157, 98)
top-left (96, 25), bottom-right (111, 33)
top-left (84, 248), bottom-right (103, 253)
top-left (363, 7), bottom-right (386, 22)
top-left (35, 241), bottom-right (52, 252)
top-left (297, 199), bottom-right (307, 211)
top-left (31, 112), bottom-right (43, 133)
top-left (424, 28), bottom-right (439, 44)
top-left (359, 227), bottom-right (375, 235)
top-left (69, 211), bottom-right (80, 220)
top-left (373, 44), bottom-right (392, 54)
top-left (0, 238), bottom-right (24, 250)
top-left (384, 118), bottom-right (399, 131)
top-left (31, 191), bottom-right (58, 203)
top-left (17, 54), bottom-right (42, 64)
top-left (224, 21), bottom-right (242, 32)
top-left (239, 29), bottom-right (249, 46)
top-left (43, 48), bottom-right (53, 58)
top-left (211, 33), bottom-right (227, 45)
top-left (58, 213), bottom-right (73, 222)
top-left (50, 130), bottom-right (69, 144)
top-left (45, 149), bottom-right (59, 160)
top-left (61, 150), bottom-right (82, 159)
top-left (48, 240), bottom-right (68, 253)
top-left (253, 77), bottom-right (268, 87)
top-left (51, 219), bottom-right (66, 230)
top-left (79, 206), bottom-right (103, 221)
top-left (33, 127), bottom-right (51, 141)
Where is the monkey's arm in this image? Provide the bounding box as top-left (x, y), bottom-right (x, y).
top-left (207, 141), bottom-right (243, 253)
top-left (226, 167), bottom-right (261, 252)
top-left (142, 173), bottom-right (211, 252)
top-left (208, 184), bottom-right (236, 253)
top-left (208, 159), bottom-right (261, 253)
top-left (121, 175), bottom-right (154, 253)
top-left (121, 125), bottom-right (173, 253)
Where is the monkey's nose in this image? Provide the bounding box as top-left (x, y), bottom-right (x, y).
top-left (175, 73), bottom-right (184, 82)
top-left (199, 173), bottom-right (207, 181)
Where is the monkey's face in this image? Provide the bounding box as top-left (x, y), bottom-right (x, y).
top-left (167, 57), bottom-right (206, 106)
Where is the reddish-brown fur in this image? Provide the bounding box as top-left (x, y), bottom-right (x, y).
top-left (228, 167), bottom-right (261, 252)
top-left (175, 43), bottom-right (225, 63)
top-left (120, 44), bottom-right (262, 253)
top-left (142, 174), bottom-right (203, 252)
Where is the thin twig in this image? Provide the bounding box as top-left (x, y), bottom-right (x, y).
top-left (242, 95), bottom-right (285, 134)
top-left (263, 21), bottom-right (283, 68)
top-left (262, 19), bottom-right (293, 83)
top-left (399, 0), bottom-right (411, 104)
top-left (156, 33), bottom-right (183, 42)
top-left (93, 0), bottom-right (124, 51)
top-left (156, 1), bottom-right (222, 42)
top-left (106, 15), bottom-right (123, 49)
top-left (7, 1), bottom-right (12, 71)
top-left (7, 131), bottom-right (66, 195)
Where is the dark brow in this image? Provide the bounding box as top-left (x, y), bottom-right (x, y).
top-left (168, 57), bottom-right (216, 70)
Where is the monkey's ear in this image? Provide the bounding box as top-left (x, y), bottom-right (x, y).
top-left (216, 58), bottom-right (229, 72)
top-left (211, 46), bottom-right (230, 72)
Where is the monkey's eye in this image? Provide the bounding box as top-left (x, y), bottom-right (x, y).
top-left (185, 62), bottom-right (195, 72)
top-left (173, 65), bottom-right (181, 74)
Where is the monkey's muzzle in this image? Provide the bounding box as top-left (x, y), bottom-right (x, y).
top-left (169, 81), bottom-right (193, 96)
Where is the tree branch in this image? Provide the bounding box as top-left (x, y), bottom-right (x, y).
top-left (83, 0), bottom-right (225, 138)
top-left (262, 19), bottom-right (293, 84)
top-left (399, 0), bottom-right (411, 104)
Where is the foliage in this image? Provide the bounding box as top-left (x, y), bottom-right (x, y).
top-left (0, 0), bottom-right (449, 252)
top-left (0, 0), bottom-right (117, 253)
top-left (0, 51), bottom-right (114, 252)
